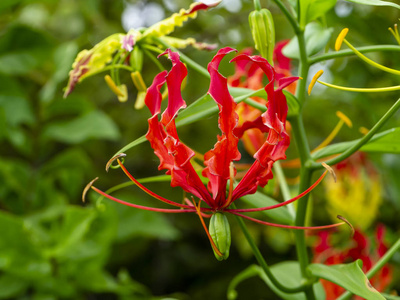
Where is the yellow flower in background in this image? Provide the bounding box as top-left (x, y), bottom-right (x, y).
top-left (324, 153), bottom-right (382, 230)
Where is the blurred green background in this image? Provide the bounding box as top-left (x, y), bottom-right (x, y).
top-left (0, 0), bottom-right (399, 299)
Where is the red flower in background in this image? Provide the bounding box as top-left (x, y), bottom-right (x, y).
top-left (313, 224), bottom-right (393, 299)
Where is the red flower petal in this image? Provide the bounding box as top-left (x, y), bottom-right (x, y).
top-left (145, 52), bottom-right (212, 205)
top-left (202, 47), bottom-right (241, 207)
top-left (230, 55), bottom-right (297, 200)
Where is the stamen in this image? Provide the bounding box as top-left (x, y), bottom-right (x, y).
top-left (192, 199), bottom-right (223, 258)
top-left (337, 215), bottom-right (355, 236)
top-left (313, 119), bottom-right (344, 152)
top-left (104, 75), bottom-right (125, 97)
top-left (316, 80), bottom-right (400, 93)
top-left (106, 153), bottom-right (127, 172)
top-left (389, 24), bottom-right (400, 45)
top-left (343, 39), bottom-right (400, 76)
top-left (131, 71), bottom-right (148, 109)
top-left (336, 111), bottom-right (352, 128)
top-left (82, 177), bottom-right (99, 202)
top-left (335, 28), bottom-right (349, 51)
top-left (117, 159), bottom-right (202, 210)
top-left (321, 162), bottom-right (336, 183)
top-left (91, 185), bottom-right (197, 213)
top-left (227, 170), bottom-right (328, 213)
top-left (230, 211), bottom-right (345, 230)
top-left (222, 162), bottom-right (235, 209)
top-left (308, 70), bottom-right (324, 95)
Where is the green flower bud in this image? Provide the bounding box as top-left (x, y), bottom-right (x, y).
top-left (249, 8), bottom-right (275, 64)
top-left (209, 212), bottom-right (231, 261)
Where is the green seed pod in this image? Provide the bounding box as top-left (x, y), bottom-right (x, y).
top-left (209, 212), bottom-right (231, 261)
top-left (130, 46), bottom-right (143, 72)
top-left (249, 8), bottom-right (275, 64)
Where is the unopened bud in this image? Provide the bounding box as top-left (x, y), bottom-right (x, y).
top-left (209, 212), bottom-right (231, 261)
top-left (249, 8), bottom-right (275, 64)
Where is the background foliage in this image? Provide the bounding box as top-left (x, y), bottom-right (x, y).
top-left (0, 0), bottom-right (399, 299)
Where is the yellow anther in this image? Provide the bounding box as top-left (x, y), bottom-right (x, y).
top-left (335, 28), bottom-right (349, 51)
top-left (359, 126), bottom-right (369, 135)
top-left (105, 75), bottom-right (128, 102)
top-left (131, 71), bottom-right (148, 109)
top-left (336, 111), bottom-right (352, 128)
top-left (308, 70), bottom-right (324, 95)
top-left (131, 71), bottom-right (147, 91)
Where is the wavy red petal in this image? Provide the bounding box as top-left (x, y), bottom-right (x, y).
top-left (202, 47), bottom-right (241, 206)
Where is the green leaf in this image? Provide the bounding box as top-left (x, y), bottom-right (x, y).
top-left (344, 0), bottom-right (400, 10)
top-left (48, 206), bottom-right (97, 258)
top-left (108, 193), bottom-right (180, 242)
top-left (44, 110), bottom-right (120, 144)
top-left (0, 211), bottom-right (51, 279)
top-left (381, 294), bottom-right (400, 300)
top-left (40, 41), bottom-right (79, 103)
top-left (239, 190), bottom-right (294, 224)
top-left (0, 95), bottom-right (35, 127)
top-left (306, 0), bottom-right (337, 23)
top-left (311, 128), bottom-right (400, 159)
top-left (284, 91), bottom-right (300, 117)
top-left (308, 260), bottom-right (385, 300)
top-left (360, 127), bottom-right (400, 153)
top-left (0, 274), bottom-right (28, 299)
top-left (227, 262), bottom-right (325, 300)
top-left (283, 23), bottom-right (333, 59)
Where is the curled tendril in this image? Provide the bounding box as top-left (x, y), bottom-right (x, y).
top-left (82, 177), bottom-right (99, 202)
top-left (337, 215), bottom-right (355, 236)
top-left (106, 153), bottom-right (127, 172)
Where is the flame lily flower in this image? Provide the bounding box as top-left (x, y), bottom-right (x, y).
top-left (85, 48), bottom-right (346, 258)
top-left (63, 1), bottom-right (219, 102)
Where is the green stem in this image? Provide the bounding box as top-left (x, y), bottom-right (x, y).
top-left (310, 97), bottom-right (400, 170)
top-left (85, 64), bottom-right (133, 78)
top-left (290, 26), bottom-right (316, 300)
top-left (154, 37), bottom-right (210, 78)
top-left (310, 45), bottom-right (400, 65)
top-left (142, 47), bottom-right (165, 72)
top-left (232, 203), bottom-right (309, 294)
top-left (253, 0), bottom-right (261, 10)
top-left (271, 0), bottom-right (300, 33)
top-left (337, 237), bottom-right (400, 300)
top-left (295, 32), bottom-right (310, 106)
